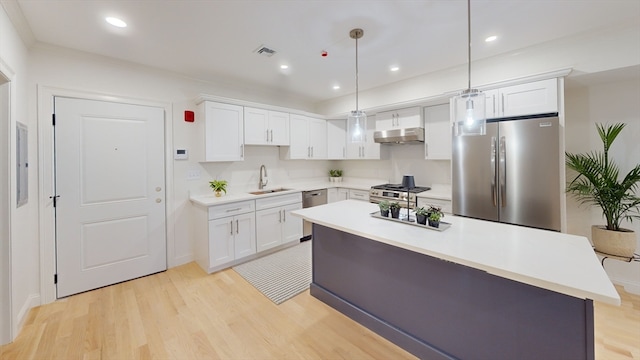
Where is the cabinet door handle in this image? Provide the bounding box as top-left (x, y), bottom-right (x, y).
top-left (279, 209), bottom-right (282, 223)
top-left (492, 94), bottom-right (496, 115)
top-left (307, 146), bottom-right (310, 157)
top-left (270, 129), bottom-right (273, 142)
top-left (226, 207), bottom-right (241, 212)
top-left (311, 146), bottom-right (314, 157)
top-left (266, 129), bottom-right (269, 142)
top-left (236, 219), bottom-right (239, 234)
top-left (230, 220), bottom-right (233, 235)
top-left (283, 209), bottom-right (286, 222)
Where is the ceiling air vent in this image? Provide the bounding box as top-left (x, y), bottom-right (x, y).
top-left (254, 45), bottom-right (277, 57)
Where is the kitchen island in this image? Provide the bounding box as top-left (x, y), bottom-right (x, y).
top-left (291, 200), bottom-right (620, 360)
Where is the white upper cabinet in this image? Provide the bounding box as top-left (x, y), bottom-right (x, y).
top-left (375, 106), bottom-right (423, 131)
top-left (308, 117), bottom-right (328, 159)
top-left (484, 78), bottom-right (558, 119)
top-left (424, 103), bottom-right (451, 160)
top-left (244, 107), bottom-right (289, 146)
top-left (327, 119), bottom-right (347, 160)
top-left (197, 101), bottom-right (244, 162)
top-left (347, 115), bottom-right (379, 159)
top-left (280, 114), bottom-right (327, 159)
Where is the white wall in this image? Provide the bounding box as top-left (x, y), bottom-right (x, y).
top-left (565, 78), bottom-right (640, 293)
top-left (28, 44), bottom-right (328, 301)
top-left (334, 145), bottom-right (450, 186)
top-left (316, 19), bottom-right (640, 117)
top-left (0, 70), bottom-right (11, 346)
top-left (0, 3), bottom-right (38, 341)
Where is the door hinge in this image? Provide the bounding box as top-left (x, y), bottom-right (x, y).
top-left (52, 114), bottom-right (55, 126)
top-left (50, 195), bottom-right (60, 207)
top-left (54, 274), bottom-right (57, 284)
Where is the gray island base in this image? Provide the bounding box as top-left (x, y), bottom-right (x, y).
top-left (311, 224), bottom-right (594, 360)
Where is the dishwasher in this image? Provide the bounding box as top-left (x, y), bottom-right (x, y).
top-left (301, 188), bottom-right (327, 241)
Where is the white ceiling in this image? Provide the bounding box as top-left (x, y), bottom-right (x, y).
top-left (13, 0), bottom-right (640, 103)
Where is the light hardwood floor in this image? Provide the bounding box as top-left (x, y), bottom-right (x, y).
top-left (1, 261), bottom-right (639, 359)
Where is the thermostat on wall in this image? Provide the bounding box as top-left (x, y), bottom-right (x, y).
top-left (174, 148), bottom-right (188, 160)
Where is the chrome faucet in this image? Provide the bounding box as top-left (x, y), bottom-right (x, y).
top-left (259, 164), bottom-right (268, 189)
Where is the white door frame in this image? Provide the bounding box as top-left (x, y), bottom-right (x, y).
top-left (0, 58), bottom-right (15, 344)
top-left (37, 86), bottom-right (174, 304)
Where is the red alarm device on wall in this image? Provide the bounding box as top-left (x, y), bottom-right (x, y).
top-left (184, 110), bottom-right (194, 122)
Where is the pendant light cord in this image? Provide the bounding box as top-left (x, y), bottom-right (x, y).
top-left (355, 34), bottom-right (359, 111)
top-left (467, 0), bottom-right (471, 91)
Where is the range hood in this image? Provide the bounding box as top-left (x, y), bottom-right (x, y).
top-left (374, 127), bottom-right (425, 144)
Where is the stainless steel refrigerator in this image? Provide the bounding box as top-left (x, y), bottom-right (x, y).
top-left (452, 115), bottom-right (561, 231)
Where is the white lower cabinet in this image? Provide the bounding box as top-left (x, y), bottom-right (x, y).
top-left (256, 193), bottom-right (303, 252)
top-left (328, 188), bottom-right (349, 203)
top-left (349, 189), bottom-right (369, 201)
top-left (209, 212), bottom-right (256, 267)
top-left (194, 200), bottom-right (256, 273)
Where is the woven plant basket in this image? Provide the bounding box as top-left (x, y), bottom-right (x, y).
top-left (591, 225), bottom-right (637, 258)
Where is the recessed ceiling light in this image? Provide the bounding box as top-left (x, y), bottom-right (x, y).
top-left (333, 85), bottom-right (340, 90)
top-left (280, 64), bottom-right (289, 70)
top-left (106, 17), bottom-right (127, 28)
top-left (485, 35), bottom-right (497, 42)
top-left (390, 66), bottom-right (400, 72)
top-left (105, 17), bottom-right (127, 27)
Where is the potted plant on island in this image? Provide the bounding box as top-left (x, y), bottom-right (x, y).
top-left (378, 200), bottom-right (390, 217)
top-left (427, 205), bottom-right (444, 228)
top-left (209, 179), bottom-right (228, 197)
top-left (415, 206), bottom-right (429, 225)
top-left (329, 169), bottom-right (343, 182)
top-left (390, 202), bottom-right (401, 219)
top-left (565, 122), bottom-right (640, 258)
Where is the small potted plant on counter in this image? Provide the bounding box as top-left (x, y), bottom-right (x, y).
top-left (378, 200), bottom-right (390, 217)
top-left (415, 206), bottom-right (429, 225)
top-left (209, 179), bottom-right (228, 197)
top-left (427, 205), bottom-right (444, 228)
top-left (390, 202), bottom-right (401, 219)
top-left (329, 169), bottom-right (343, 182)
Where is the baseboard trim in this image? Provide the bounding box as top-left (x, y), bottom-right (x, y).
top-left (13, 293), bottom-right (40, 340)
top-left (169, 254), bottom-right (193, 268)
top-left (611, 277), bottom-right (640, 295)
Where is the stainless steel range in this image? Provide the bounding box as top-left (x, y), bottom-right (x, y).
top-left (369, 183), bottom-right (431, 208)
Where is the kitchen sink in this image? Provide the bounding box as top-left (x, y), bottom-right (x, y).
top-left (249, 188), bottom-right (292, 195)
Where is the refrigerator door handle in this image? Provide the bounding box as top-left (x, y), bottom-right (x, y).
top-left (491, 137), bottom-right (497, 207)
top-left (499, 136), bottom-right (507, 207)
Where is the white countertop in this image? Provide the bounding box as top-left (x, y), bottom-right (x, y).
top-left (291, 200), bottom-right (620, 305)
top-left (189, 178), bottom-right (383, 207)
top-left (416, 183), bottom-right (452, 201)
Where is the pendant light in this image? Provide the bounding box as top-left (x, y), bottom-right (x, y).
top-left (453, 0), bottom-right (486, 136)
top-left (348, 28), bottom-right (367, 143)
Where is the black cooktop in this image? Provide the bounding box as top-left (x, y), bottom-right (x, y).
top-left (372, 183), bottom-right (431, 193)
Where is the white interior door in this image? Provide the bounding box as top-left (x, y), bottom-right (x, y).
top-left (54, 97), bottom-right (166, 298)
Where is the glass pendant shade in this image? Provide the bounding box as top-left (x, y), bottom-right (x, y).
top-left (348, 110), bottom-right (367, 143)
top-left (453, 89), bottom-right (486, 136)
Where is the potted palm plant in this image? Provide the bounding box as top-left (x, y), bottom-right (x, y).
top-left (209, 179), bottom-right (228, 197)
top-left (378, 200), bottom-right (390, 217)
top-left (390, 202), bottom-right (401, 219)
top-left (565, 123), bottom-right (640, 257)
